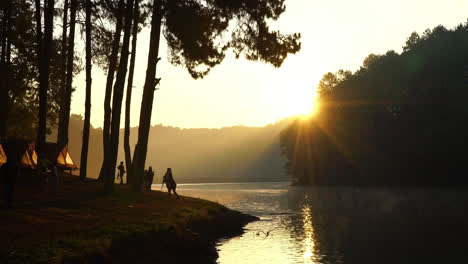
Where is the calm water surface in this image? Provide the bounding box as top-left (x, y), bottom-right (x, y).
top-left (177, 182), bottom-right (467, 264)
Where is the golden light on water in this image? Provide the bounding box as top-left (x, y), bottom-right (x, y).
top-left (302, 205), bottom-right (317, 264)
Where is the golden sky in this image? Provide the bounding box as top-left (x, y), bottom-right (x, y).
top-left (70, 0), bottom-right (468, 129)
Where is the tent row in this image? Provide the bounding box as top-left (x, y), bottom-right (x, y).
top-left (0, 140), bottom-right (77, 170)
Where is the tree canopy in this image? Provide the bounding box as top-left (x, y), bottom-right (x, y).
top-left (1, 0), bottom-right (81, 139)
top-left (162, 0), bottom-right (301, 78)
top-left (281, 21), bottom-right (468, 186)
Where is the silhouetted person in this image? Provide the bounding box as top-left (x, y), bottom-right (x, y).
top-left (117, 161), bottom-right (125, 184)
top-left (163, 168), bottom-right (178, 198)
top-left (38, 155), bottom-right (51, 193)
top-left (147, 166), bottom-right (154, 189)
top-left (49, 161), bottom-right (58, 194)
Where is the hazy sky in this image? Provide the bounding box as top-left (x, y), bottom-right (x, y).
top-left (70, 0), bottom-right (468, 129)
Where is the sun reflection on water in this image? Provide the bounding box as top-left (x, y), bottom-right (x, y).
top-left (302, 204), bottom-right (317, 264)
top-left (179, 183), bottom-right (326, 263)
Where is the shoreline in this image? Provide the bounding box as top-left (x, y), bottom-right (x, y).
top-left (105, 207), bottom-right (258, 264)
top-left (0, 175), bottom-right (258, 263)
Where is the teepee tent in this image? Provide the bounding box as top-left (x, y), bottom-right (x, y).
top-left (56, 146), bottom-right (77, 170)
top-left (0, 143), bottom-right (7, 167)
top-left (44, 143), bottom-right (78, 170)
top-left (21, 142), bottom-right (38, 169)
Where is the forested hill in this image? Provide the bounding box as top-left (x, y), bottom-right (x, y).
top-left (281, 22), bottom-right (468, 186)
top-left (49, 116), bottom-right (290, 183)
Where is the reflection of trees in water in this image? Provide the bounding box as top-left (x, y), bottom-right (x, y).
top-left (285, 187), bottom-right (468, 263)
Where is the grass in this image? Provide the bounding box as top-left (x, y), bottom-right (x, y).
top-left (0, 175), bottom-right (257, 263)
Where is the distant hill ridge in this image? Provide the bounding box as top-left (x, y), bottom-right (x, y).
top-left (48, 116), bottom-right (292, 183)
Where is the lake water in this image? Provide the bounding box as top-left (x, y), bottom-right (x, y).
top-left (177, 182), bottom-right (467, 264)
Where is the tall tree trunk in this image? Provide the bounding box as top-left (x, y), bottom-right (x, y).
top-left (56, 0), bottom-right (68, 148)
top-left (79, 0), bottom-right (92, 181)
top-left (57, 0), bottom-right (76, 153)
top-left (36, 0), bottom-right (55, 156)
top-left (34, 0), bottom-right (42, 67)
top-left (98, 0), bottom-right (124, 181)
top-left (34, 0), bottom-right (42, 148)
top-left (103, 0), bottom-right (134, 194)
top-left (131, 0), bottom-right (162, 192)
top-left (1, 2), bottom-right (6, 63)
top-left (0, 0), bottom-right (11, 139)
top-left (123, 0), bottom-right (139, 185)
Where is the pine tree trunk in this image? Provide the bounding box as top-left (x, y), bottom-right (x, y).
top-left (104, 0), bottom-right (134, 194)
top-left (98, 0), bottom-right (125, 182)
top-left (131, 0), bottom-right (162, 192)
top-left (36, 0), bottom-right (55, 156)
top-left (123, 0), bottom-right (139, 185)
top-left (34, 0), bottom-right (42, 145)
top-left (57, 0), bottom-right (76, 152)
top-left (56, 0), bottom-right (68, 148)
top-left (0, 0), bottom-right (11, 138)
top-left (0, 2), bottom-right (6, 62)
top-left (79, 0), bottom-right (92, 181)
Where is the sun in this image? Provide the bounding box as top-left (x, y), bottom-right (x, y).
top-left (276, 86), bottom-right (318, 120)
top-left (295, 101), bottom-right (319, 120)
top-left (267, 70), bottom-right (320, 123)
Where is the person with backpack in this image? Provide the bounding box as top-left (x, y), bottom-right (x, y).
top-left (162, 168), bottom-right (178, 198)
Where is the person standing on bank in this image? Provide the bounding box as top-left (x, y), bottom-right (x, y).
top-left (147, 166), bottom-right (155, 190)
top-left (117, 161), bottom-right (125, 184)
top-left (162, 168), bottom-right (178, 198)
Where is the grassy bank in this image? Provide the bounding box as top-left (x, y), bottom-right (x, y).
top-left (0, 175), bottom-right (258, 263)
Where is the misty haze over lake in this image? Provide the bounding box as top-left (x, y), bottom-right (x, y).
top-left (51, 115), bottom-right (292, 183)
